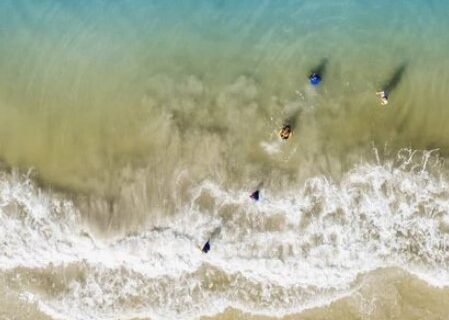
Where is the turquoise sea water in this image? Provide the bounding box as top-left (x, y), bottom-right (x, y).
top-left (1, 1), bottom-right (449, 319)
top-left (1, 0), bottom-right (449, 190)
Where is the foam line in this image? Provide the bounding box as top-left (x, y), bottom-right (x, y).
top-left (1, 150), bottom-right (449, 319)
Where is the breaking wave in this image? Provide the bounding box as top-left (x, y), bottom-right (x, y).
top-left (1, 149), bottom-right (449, 320)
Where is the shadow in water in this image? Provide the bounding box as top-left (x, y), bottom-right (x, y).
top-left (283, 109), bottom-right (301, 130)
top-left (309, 58), bottom-right (328, 78)
top-left (210, 226), bottom-right (221, 239)
top-left (382, 63), bottom-right (407, 93)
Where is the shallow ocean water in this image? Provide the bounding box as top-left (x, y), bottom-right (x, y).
top-left (1, 1), bottom-right (449, 319)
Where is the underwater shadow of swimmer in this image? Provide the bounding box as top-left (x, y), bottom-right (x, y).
top-left (310, 58), bottom-right (328, 78)
top-left (382, 63), bottom-right (407, 93)
top-left (282, 108), bottom-right (302, 132)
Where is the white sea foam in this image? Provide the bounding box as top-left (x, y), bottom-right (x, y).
top-left (1, 150), bottom-right (449, 319)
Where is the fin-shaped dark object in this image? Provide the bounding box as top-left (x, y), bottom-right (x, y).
top-left (250, 190), bottom-right (260, 201)
top-left (202, 240), bottom-right (211, 253)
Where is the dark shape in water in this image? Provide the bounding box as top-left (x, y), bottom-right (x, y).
top-left (201, 227), bottom-right (221, 254)
top-left (202, 240), bottom-right (210, 253)
top-left (283, 113), bottom-right (299, 131)
top-left (382, 63), bottom-right (407, 93)
top-left (250, 190), bottom-right (260, 201)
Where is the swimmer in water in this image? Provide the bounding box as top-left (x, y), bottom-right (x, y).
top-left (309, 72), bottom-right (321, 86)
top-left (279, 124), bottom-right (293, 140)
top-left (376, 90), bottom-right (389, 105)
